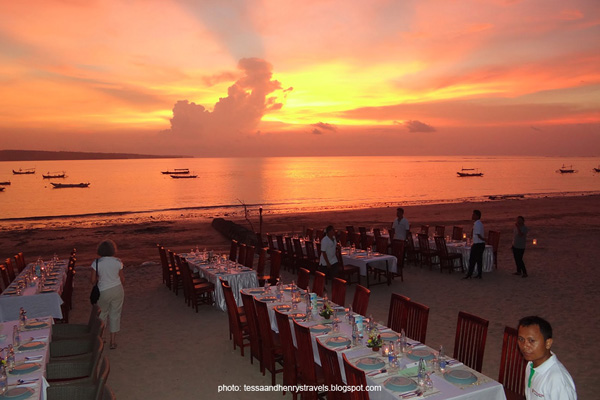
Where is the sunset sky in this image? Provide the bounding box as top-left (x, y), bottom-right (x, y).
top-left (1, 0), bottom-right (599, 157)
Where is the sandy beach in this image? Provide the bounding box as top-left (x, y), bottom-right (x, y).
top-left (1, 194), bottom-right (598, 399)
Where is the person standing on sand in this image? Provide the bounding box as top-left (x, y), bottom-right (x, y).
top-left (512, 216), bottom-right (529, 278)
top-left (92, 239), bottom-right (125, 350)
top-left (319, 225), bottom-right (339, 280)
top-left (518, 316), bottom-right (577, 400)
top-left (392, 207), bottom-right (410, 240)
top-left (463, 209), bottom-right (485, 279)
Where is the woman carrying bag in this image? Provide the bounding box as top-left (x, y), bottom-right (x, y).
top-left (91, 239), bottom-right (125, 349)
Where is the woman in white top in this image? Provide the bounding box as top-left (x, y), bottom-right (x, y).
top-left (91, 239), bottom-right (125, 349)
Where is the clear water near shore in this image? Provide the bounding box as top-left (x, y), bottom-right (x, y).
top-left (1, 156), bottom-right (599, 223)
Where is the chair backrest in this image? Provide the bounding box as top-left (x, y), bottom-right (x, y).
top-left (305, 240), bottom-right (317, 262)
top-left (229, 240), bottom-right (238, 261)
top-left (391, 239), bottom-right (405, 270)
top-left (331, 278), bottom-right (347, 306)
top-left (268, 250), bottom-right (282, 284)
top-left (352, 285), bottom-right (370, 316)
top-left (349, 232), bottom-right (361, 248)
top-left (316, 338), bottom-right (345, 400)
top-left (293, 319), bottom-right (318, 385)
top-left (246, 294), bottom-right (268, 363)
top-left (167, 250), bottom-right (177, 274)
top-left (376, 236), bottom-right (389, 254)
top-left (417, 233), bottom-right (431, 253)
top-left (274, 309), bottom-right (298, 387)
top-left (405, 231), bottom-right (415, 252)
top-left (373, 228), bottom-right (381, 239)
top-left (285, 237), bottom-right (294, 259)
top-left (0, 265), bottom-right (9, 291)
top-left (256, 247), bottom-right (267, 276)
top-left (4, 258), bottom-right (15, 281)
top-left (420, 225), bottom-right (430, 235)
top-left (305, 228), bottom-right (314, 240)
top-left (237, 244), bottom-right (247, 265)
top-left (387, 293), bottom-right (410, 333)
top-left (94, 356), bottom-right (111, 400)
top-left (16, 252), bottom-right (26, 272)
top-left (405, 300), bottom-right (429, 343)
top-left (453, 311), bottom-right (489, 372)
top-left (499, 326), bottom-right (527, 397)
top-left (312, 271), bottom-right (326, 297)
top-left (346, 225), bottom-right (355, 235)
top-left (266, 234), bottom-right (275, 252)
top-left (293, 238), bottom-right (304, 261)
top-left (342, 353), bottom-right (369, 400)
top-left (157, 245), bottom-right (170, 283)
top-left (336, 230), bottom-right (348, 247)
top-left (487, 230), bottom-right (501, 252)
top-left (245, 245), bottom-right (255, 268)
top-left (434, 236), bottom-right (450, 258)
top-left (435, 225), bottom-right (445, 237)
top-left (256, 232), bottom-right (265, 249)
top-left (102, 384), bottom-right (116, 400)
top-left (358, 227), bottom-right (367, 235)
top-left (221, 279), bottom-right (244, 335)
top-left (276, 235), bottom-right (286, 256)
top-left (297, 268), bottom-right (310, 290)
top-left (176, 256), bottom-right (191, 299)
top-left (452, 226), bottom-right (464, 241)
top-left (314, 229), bottom-right (324, 240)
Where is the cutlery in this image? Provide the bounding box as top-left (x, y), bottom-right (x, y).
top-left (367, 368), bottom-right (387, 376)
top-left (17, 379), bottom-right (39, 385)
top-left (25, 356), bottom-right (43, 360)
top-left (399, 389), bottom-right (422, 398)
top-left (334, 345), bottom-right (352, 351)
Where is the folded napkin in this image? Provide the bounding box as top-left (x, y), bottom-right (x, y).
top-left (399, 366), bottom-right (418, 377)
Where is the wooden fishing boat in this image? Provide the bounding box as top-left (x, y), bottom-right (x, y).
top-left (12, 168), bottom-right (35, 175)
top-left (161, 168), bottom-right (190, 175)
top-left (51, 182), bottom-right (90, 188)
top-left (556, 164), bottom-right (577, 174)
top-left (0, 187), bottom-right (4, 192)
top-left (42, 171), bottom-right (66, 179)
top-left (0, 181), bottom-right (10, 185)
top-left (593, 165), bottom-right (600, 173)
top-left (170, 174), bottom-right (198, 179)
top-left (457, 168), bottom-right (484, 177)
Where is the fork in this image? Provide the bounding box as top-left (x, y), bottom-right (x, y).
top-left (399, 389), bottom-right (423, 398)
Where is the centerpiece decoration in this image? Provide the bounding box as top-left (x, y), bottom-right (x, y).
top-left (367, 332), bottom-right (383, 351)
top-left (319, 301), bottom-right (333, 319)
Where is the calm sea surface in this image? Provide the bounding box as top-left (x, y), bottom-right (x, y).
top-left (1, 156), bottom-right (599, 221)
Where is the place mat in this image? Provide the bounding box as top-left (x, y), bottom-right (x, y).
top-left (18, 341), bottom-right (45, 352)
top-left (310, 324), bottom-right (331, 334)
top-left (444, 369), bottom-right (478, 385)
top-left (24, 321), bottom-right (49, 330)
top-left (8, 363), bottom-right (41, 375)
top-left (355, 357), bottom-right (385, 371)
top-left (383, 376), bottom-right (417, 393)
top-left (257, 296), bottom-right (277, 302)
top-left (41, 289), bottom-right (54, 293)
top-left (0, 387), bottom-right (35, 400)
top-left (407, 349), bottom-right (435, 361)
top-left (325, 336), bottom-right (351, 348)
top-left (274, 305), bottom-right (291, 312)
top-left (289, 313), bottom-right (306, 320)
top-left (354, 255), bottom-right (366, 259)
top-left (243, 288), bottom-right (265, 295)
top-left (380, 331), bottom-right (399, 341)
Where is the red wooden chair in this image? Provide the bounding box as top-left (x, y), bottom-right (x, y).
top-left (293, 320), bottom-right (325, 400)
top-left (180, 259), bottom-right (214, 312)
top-left (499, 326), bottom-right (526, 400)
top-left (452, 226), bottom-right (464, 241)
top-left (237, 244), bottom-right (247, 266)
top-left (157, 245), bottom-right (172, 289)
top-left (4, 258), bottom-right (16, 282)
top-left (305, 240), bottom-right (319, 274)
top-left (245, 245), bottom-right (255, 269)
top-left (349, 232), bottom-right (361, 249)
top-left (346, 225), bottom-right (355, 235)
top-left (267, 250), bottom-right (282, 285)
top-left (434, 236), bottom-right (463, 273)
top-left (312, 271), bottom-right (326, 297)
top-left (276, 234), bottom-right (287, 258)
top-left (390, 239), bottom-right (406, 282)
top-left (420, 225), bottom-right (430, 235)
top-left (352, 285), bottom-right (370, 316)
top-left (305, 228), bottom-right (314, 240)
top-left (405, 300), bottom-right (429, 343)
top-left (239, 293), bottom-right (261, 367)
top-left (293, 238), bottom-right (308, 271)
top-left (14, 253), bottom-right (26, 273)
top-left (487, 230), bottom-right (501, 269)
top-left (417, 233), bottom-right (439, 268)
top-left (254, 298), bottom-right (283, 384)
top-left (274, 310), bottom-right (299, 400)
top-left (376, 236), bottom-right (389, 255)
top-left (221, 278), bottom-right (250, 356)
top-left (297, 268), bottom-right (311, 291)
top-left (453, 311), bottom-right (489, 372)
top-left (167, 250), bottom-right (183, 296)
top-left (342, 353), bottom-right (369, 400)
top-left (435, 225), bottom-right (445, 237)
top-left (0, 265), bottom-right (10, 291)
top-left (387, 293), bottom-right (410, 333)
top-left (337, 247), bottom-right (360, 286)
top-left (331, 278), bottom-right (347, 306)
top-left (317, 338), bottom-right (346, 400)
top-left (266, 234), bottom-right (276, 254)
top-left (314, 229), bottom-right (324, 241)
top-left (336, 230), bottom-right (348, 247)
top-left (229, 239), bottom-right (238, 261)
top-left (255, 232), bottom-right (266, 250)
top-left (404, 232), bottom-right (419, 265)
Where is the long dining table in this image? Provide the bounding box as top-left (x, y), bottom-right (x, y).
top-left (183, 254), bottom-right (259, 312)
top-left (241, 286), bottom-right (506, 400)
top-left (0, 259), bottom-right (69, 322)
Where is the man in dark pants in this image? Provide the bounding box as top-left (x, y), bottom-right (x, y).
top-left (512, 216), bottom-right (529, 277)
top-left (319, 225), bottom-right (340, 280)
top-left (464, 209), bottom-right (485, 279)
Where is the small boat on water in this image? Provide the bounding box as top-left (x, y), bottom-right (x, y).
top-left (457, 168), bottom-right (484, 177)
top-left (593, 165), bottom-right (600, 173)
top-left (12, 168), bottom-right (35, 175)
top-left (161, 168), bottom-right (190, 175)
top-left (51, 182), bottom-right (90, 188)
top-left (0, 181), bottom-right (10, 185)
top-left (0, 187), bottom-right (4, 192)
top-left (42, 171), bottom-right (66, 179)
top-left (556, 164), bottom-right (577, 174)
top-left (170, 174), bottom-right (198, 179)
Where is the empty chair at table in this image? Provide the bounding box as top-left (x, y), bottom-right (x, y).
top-left (237, 243), bottom-right (247, 265)
top-left (245, 245), bottom-right (255, 269)
top-left (305, 228), bottom-right (314, 240)
top-left (336, 230), bottom-right (348, 247)
top-left (13, 252), bottom-right (26, 273)
top-left (274, 309), bottom-right (299, 400)
top-left (452, 226), bottom-right (464, 241)
top-left (297, 268), bottom-right (310, 291)
top-left (453, 311), bottom-right (489, 372)
top-left (387, 293), bottom-right (410, 333)
top-left (221, 278), bottom-right (250, 356)
top-left (257, 249), bottom-right (281, 286)
top-left (342, 353), bottom-right (369, 400)
top-left (312, 271), bottom-right (326, 297)
top-left (417, 233), bottom-right (439, 268)
top-left (157, 245), bottom-right (172, 289)
top-left (337, 247), bottom-right (360, 286)
top-left (420, 225), bottom-right (430, 235)
top-left (404, 231), bottom-right (419, 265)
top-left (434, 236), bottom-right (463, 273)
top-left (293, 238), bottom-right (307, 271)
top-left (47, 354), bottom-right (110, 400)
top-left (487, 230), bottom-right (501, 269)
top-left (4, 258), bottom-right (16, 282)
top-left (352, 284), bottom-right (370, 316)
top-left (390, 239), bottom-right (406, 282)
top-left (435, 225), bottom-right (445, 237)
top-left (0, 264), bottom-right (11, 292)
top-left (405, 300), bottom-right (429, 343)
top-left (317, 338), bottom-right (346, 400)
top-left (167, 250), bottom-right (183, 296)
top-left (254, 298), bottom-right (283, 384)
top-left (305, 240), bottom-right (319, 274)
top-left (499, 326), bottom-right (526, 400)
top-left (180, 258), bottom-right (214, 312)
top-left (229, 239), bottom-right (238, 261)
top-left (331, 277), bottom-right (347, 306)
top-left (293, 320), bottom-right (326, 400)
top-left (47, 335), bottom-right (104, 382)
top-left (284, 236), bottom-right (297, 272)
top-left (53, 305), bottom-right (101, 341)
top-left (266, 234), bottom-right (276, 254)
top-left (376, 236), bottom-right (389, 255)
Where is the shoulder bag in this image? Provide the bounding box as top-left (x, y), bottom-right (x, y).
top-left (90, 259), bottom-right (100, 304)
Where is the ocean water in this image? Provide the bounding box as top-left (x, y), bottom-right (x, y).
top-left (1, 156), bottom-right (599, 221)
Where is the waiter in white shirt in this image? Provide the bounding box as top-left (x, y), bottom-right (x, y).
top-left (319, 225), bottom-right (339, 280)
top-left (392, 207), bottom-right (410, 240)
top-left (463, 209), bottom-right (485, 279)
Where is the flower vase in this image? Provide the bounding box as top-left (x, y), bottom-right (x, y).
top-left (372, 346), bottom-right (380, 352)
top-left (323, 314), bottom-right (331, 320)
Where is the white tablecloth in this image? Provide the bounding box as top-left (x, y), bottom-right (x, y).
top-left (446, 242), bottom-right (494, 273)
top-left (1, 317), bottom-right (51, 400)
top-left (341, 249), bottom-right (398, 276)
top-left (185, 255), bottom-right (258, 312)
top-left (0, 262), bottom-right (68, 322)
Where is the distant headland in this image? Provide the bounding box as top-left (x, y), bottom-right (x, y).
top-left (0, 150), bottom-right (189, 161)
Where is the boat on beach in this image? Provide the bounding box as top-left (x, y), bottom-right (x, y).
top-left (161, 168), bottom-right (190, 175)
top-left (170, 174), bottom-right (197, 179)
top-left (50, 182), bottom-right (90, 188)
top-left (42, 171), bottom-right (66, 179)
top-left (457, 168), bottom-right (484, 177)
top-left (12, 168), bottom-right (35, 175)
top-left (0, 181), bottom-right (10, 185)
top-left (0, 187), bottom-right (4, 192)
top-left (556, 164), bottom-right (577, 174)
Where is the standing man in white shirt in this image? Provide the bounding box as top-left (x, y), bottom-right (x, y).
top-left (518, 316), bottom-right (577, 400)
top-left (319, 225), bottom-right (339, 280)
top-left (463, 209), bottom-right (485, 279)
top-left (392, 207), bottom-right (410, 240)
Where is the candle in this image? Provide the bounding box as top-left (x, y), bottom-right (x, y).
top-left (462, 233), bottom-right (467, 240)
top-left (533, 239), bottom-right (537, 245)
